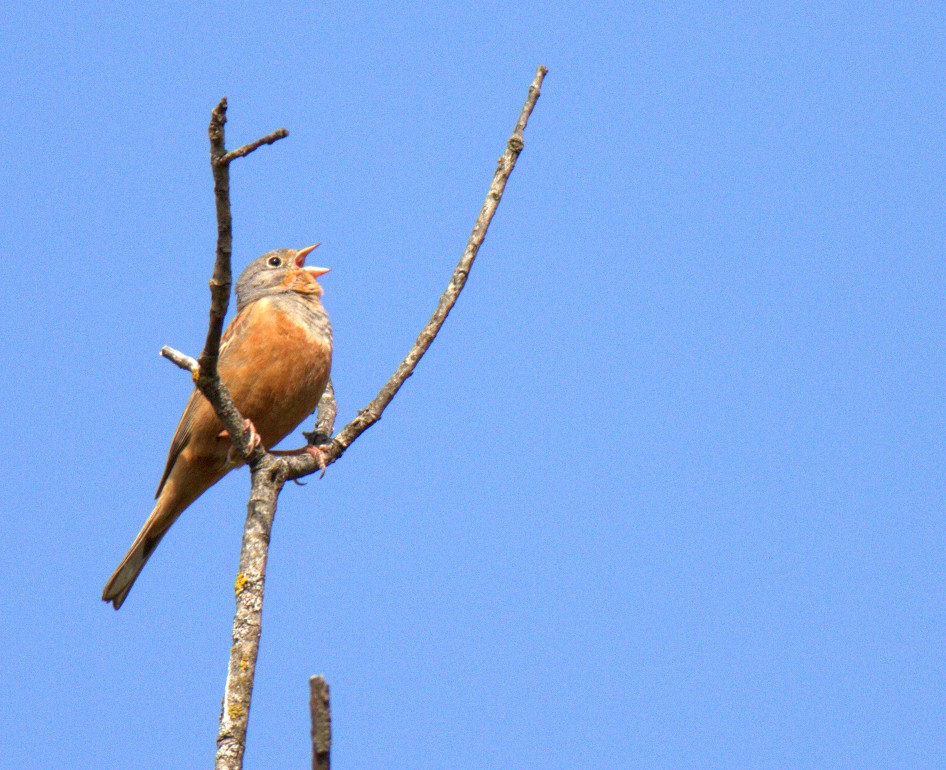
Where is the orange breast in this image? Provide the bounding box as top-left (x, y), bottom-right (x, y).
top-left (218, 299), bottom-right (332, 449)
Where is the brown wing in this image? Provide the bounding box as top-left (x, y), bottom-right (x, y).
top-left (154, 389), bottom-right (200, 498)
top-left (153, 304), bottom-right (258, 498)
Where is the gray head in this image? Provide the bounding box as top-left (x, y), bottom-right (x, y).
top-left (234, 244), bottom-right (330, 311)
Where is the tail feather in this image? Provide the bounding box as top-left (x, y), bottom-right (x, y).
top-left (102, 495), bottom-right (181, 610)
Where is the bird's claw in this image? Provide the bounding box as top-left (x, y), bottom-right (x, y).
top-left (305, 444), bottom-right (329, 479)
top-left (268, 442), bottom-right (331, 477)
top-left (227, 419), bottom-right (262, 464)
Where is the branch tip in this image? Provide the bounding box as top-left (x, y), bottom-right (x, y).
top-left (221, 128), bottom-right (290, 165)
top-left (160, 346), bottom-right (198, 374)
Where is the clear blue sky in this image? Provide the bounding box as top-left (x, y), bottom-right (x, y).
top-left (2, 2), bottom-right (944, 768)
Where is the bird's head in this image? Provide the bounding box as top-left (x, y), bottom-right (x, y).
top-left (235, 244), bottom-right (330, 310)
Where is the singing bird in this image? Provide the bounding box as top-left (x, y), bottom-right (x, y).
top-left (102, 245), bottom-right (332, 609)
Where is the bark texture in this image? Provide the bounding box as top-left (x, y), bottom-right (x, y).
top-left (310, 676), bottom-right (332, 770)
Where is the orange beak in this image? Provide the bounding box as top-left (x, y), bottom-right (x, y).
top-left (294, 243), bottom-right (330, 277)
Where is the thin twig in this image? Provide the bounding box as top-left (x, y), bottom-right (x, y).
top-left (159, 345), bottom-right (198, 374)
top-left (303, 379), bottom-right (338, 446)
top-left (222, 128), bottom-right (289, 164)
top-left (310, 676), bottom-right (332, 770)
top-left (200, 98), bottom-right (235, 382)
top-left (283, 64), bottom-right (548, 481)
top-left (195, 98), bottom-right (288, 466)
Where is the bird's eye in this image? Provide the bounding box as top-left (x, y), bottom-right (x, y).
top-left (268, 256), bottom-right (282, 267)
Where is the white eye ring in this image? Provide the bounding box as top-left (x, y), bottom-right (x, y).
top-left (268, 256), bottom-right (282, 267)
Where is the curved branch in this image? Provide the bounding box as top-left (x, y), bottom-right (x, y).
top-left (283, 64), bottom-right (548, 481)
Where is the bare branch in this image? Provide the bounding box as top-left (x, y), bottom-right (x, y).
top-left (200, 98), bottom-right (234, 382)
top-left (303, 379), bottom-right (338, 446)
top-left (221, 128), bottom-right (289, 165)
top-left (215, 455), bottom-right (286, 770)
top-left (284, 64), bottom-right (548, 481)
top-left (310, 676), bottom-right (332, 770)
top-left (177, 97), bottom-right (290, 770)
top-left (196, 97), bottom-right (287, 465)
top-left (159, 345), bottom-right (198, 374)
top-left (207, 67), bottom-right (546, 770)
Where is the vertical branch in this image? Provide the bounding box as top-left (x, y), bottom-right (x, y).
top-left (200, 98), bottom-right (288, 379)
top-left (304, 379), bottom-right (338, 446)
top-left (202, 98), bottom-right (234, 378)
top-left (215, 457), bottom-right (286, 770)
top-left (196, 101), bottom-right (288, 770)
top-left (310, 676), bottom-right (332, 770)
top-left (185, 97), bottom-right (289, 462)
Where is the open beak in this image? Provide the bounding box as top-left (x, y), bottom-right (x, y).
top-left (294, 243), bottom-right (330, 277)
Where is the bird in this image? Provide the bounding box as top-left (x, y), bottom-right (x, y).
top-left (102, 245), bottom-right (332, 610)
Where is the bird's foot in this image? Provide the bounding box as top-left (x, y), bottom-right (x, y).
top-left (270, 443), bottom-right (331, 478)
top-left (226, 419), bottom-right (262, 464)
top-left (305, 444), bottom-right (330, 479)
